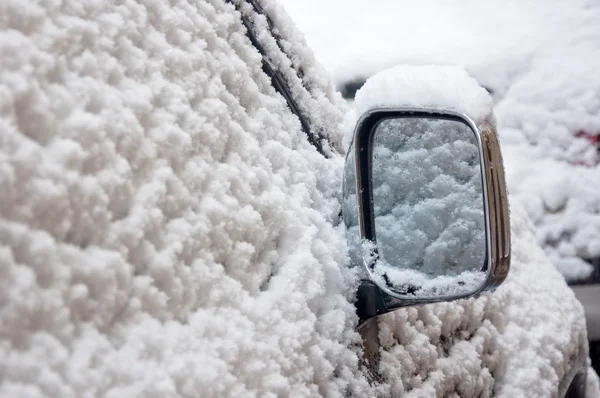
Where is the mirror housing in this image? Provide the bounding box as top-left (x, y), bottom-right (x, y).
top-left (343, 67), bottom-right (510, 322)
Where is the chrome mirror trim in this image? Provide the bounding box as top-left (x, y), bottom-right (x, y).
top-left (479, 119), bottom-right (511, 288)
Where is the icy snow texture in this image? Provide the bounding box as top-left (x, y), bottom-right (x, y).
top-left (375, 203), bottom-right (589, 397)
top-left (0, 0), bottom-right (366, 396)
top-left (0, 0), bottom-right (594, 397)
top-left (282, 0), bottom-right (600, 282)
top-left (372, 118), bottom-right (485, 277)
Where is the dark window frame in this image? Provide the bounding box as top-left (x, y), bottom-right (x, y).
top-left (230, 0), bottom-right (330, 157)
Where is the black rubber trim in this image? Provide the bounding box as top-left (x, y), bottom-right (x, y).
top-left (356, 281), bottom-right (386, 324)
top-left (230, 0), bottom-right (328, 157)
top-left (591, 340), bottom-right (600, 378)
top-left (564, 371), bottom-right (587, 398)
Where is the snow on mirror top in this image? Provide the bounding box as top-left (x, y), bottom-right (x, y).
top-left (371, 116), bottom-right (487, 296)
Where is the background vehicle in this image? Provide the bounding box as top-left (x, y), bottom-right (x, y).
top-left (0, 0), bottom-right (597, 396)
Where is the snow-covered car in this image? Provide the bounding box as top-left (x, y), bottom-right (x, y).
top-left (281, 0), bottom-right (600, 387)
top-left (0, 0), bottom-right (597, 397)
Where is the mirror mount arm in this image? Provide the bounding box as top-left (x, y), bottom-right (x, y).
top-left (356, 281), bottom-right (386, 325)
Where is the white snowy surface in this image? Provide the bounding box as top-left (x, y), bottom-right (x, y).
top-left (0, 0), bottom-right (595, 397)
top-left (376, 204), bottom-right (588, 397)
top-left (343, 65), bottom-right (493, 151)
top-left (372, 118), bottom-right (485, 273)
top-left (372, 266), bottom-right (487, 298)
top-left (354, 66), bottom-right (491, 131)
top-left (282, 0), bottom-right (600, 282)
top-left (0, 0), bottom-right (365, 396)
top-left (370, 117), bottom-right (487, 295)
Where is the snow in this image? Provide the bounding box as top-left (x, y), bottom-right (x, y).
top-left (0, 0), bottom-right (366, 396)
top-left (373, 266), bottom-right (487, 298)
top-left (369, 116), bottom-right (487, 296)
top-left (282, 0), bottom-right (599, 395)
top-left (351, 65), bottom-right (492, 135)
top-left (375, 203), bottom-right (589, 397)
top-left (281, 0), bottom-right (600, 283)
top-left (0, 0), bottom-right (595, 397)
top-left (343, 65), bottom-right (493, 151)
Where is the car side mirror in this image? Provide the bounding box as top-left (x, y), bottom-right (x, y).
top-left (342, 66), bottom-right (511, 322)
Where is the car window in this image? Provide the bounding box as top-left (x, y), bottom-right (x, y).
top-left (231, 0), bottom-right (345, 157)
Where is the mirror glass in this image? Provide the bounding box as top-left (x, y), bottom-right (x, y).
top-left (370, 116), bottom-right (487, 296)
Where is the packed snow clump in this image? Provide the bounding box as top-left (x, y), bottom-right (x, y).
top-left (588, 368), bottom-right (600, 398)
top-left (372, 118), bottom-right (485, 274)
top-left (343, 65), bottom-right (493, 150)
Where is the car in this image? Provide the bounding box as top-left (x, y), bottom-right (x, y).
top-left (0, 0), bottom-right (597, 397)
top-left (283, 0), bottom-right (600, 388)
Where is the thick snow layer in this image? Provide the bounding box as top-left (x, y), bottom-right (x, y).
top-left (344, 65), bottom-right (493, 150)
top-left (0, 0), bottom-right (366, 396)
top-left (356, 66), bottom-right (492, 125)
top-left (0, 0), bottom-right (595, 397)
top-left (282, 0), bottom-right (600, 282)
top-left (236, 0), bottom-right (348, 154)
